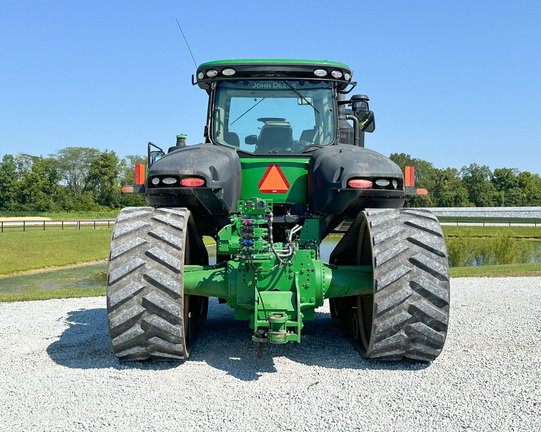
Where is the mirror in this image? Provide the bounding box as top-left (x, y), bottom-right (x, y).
top-left (245, 135), bottom-right (257, 145)
top-left (349, 94), bottom-right (375, 133)
top-left (358, 111), bottom-right (375, 133)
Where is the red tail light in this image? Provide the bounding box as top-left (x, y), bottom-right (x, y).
top-left (180, 177), bottom-right (205, 187)
top-left (348, 179), bottom-right (373, 189)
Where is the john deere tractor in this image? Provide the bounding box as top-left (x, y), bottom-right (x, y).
top-left (107, 59), bottom-right (450, 362)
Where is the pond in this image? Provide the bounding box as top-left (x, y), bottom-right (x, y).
top-left (1, 237), bottom-right (539, 293)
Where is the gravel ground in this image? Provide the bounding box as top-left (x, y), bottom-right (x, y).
top-left (0, 277), bottom-right (539, 432)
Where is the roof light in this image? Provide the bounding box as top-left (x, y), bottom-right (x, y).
top-left (313, 69), bottom-right (327, 77)
top-left (375, 179), bottom-right (390, 187)
top-left (181, 177), bottom-right (205, 187)
top-left (348, 179), bottom-right (373, 189)
top-left (197, 72), bottom-right (204, 80)
top-left (331, 70), bottom-right (343, 79)
top-left (151, 177), bottom-right (160, 185)
top-left (344, 72), bottom-right (351, 81)
top-left (162, 177), bottom-right (178, 185)
top-left (222, 68), bottom-right (236, 76)
top-left (206, 69), bottom-right (218, 78)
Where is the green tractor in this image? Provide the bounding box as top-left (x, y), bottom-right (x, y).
top-left (107, 59), bottom-right (450, 362)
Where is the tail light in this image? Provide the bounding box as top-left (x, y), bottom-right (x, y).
top-left (348, 179), bottom-right (373, 189)
top-left (180, 177), bottom-right (205, 187)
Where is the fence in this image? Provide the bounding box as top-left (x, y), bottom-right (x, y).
top-left (0, 219), bottom-right (116, 233)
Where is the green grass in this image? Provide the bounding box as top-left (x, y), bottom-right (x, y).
top-left (442, 225), bottom-right (541, 239)
top-left (0, 229), bottom-right (111, 274)
top-left (438, 216), bottom-right (541, 224)
top-left (450, 262), bottom-right (541, 278)
top-left (0, 287), bottom-right (105, 303)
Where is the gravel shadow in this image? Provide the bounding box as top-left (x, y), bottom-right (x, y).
top-left (189, 300), bottom-right (429, 381)
top-left (47, 300), bottom-right (429, 376)
top-left (47, 308), bottom-right (182, 371)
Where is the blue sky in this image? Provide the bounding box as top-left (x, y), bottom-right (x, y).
top-left (1, 0), bottom-right (540, 174)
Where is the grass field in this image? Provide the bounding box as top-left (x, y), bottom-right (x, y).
top-left (442, 225), bottom-right (541, 239)
top-left (0, 229), bottom-right (112, 275)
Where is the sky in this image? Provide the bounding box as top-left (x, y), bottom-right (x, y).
top-left (1, 0), bottom-right (540, 174)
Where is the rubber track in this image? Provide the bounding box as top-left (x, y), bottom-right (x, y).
top-left (364, 208), bottom-right (450, 361)
top-left (106, 207), bottom-right (189, 361)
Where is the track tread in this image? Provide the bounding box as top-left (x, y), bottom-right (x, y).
top-left (108, 257), bottom-right (145, 285)
top-left (337, 208), bottom-right (450, 362)
top-left (109, 237), bottom-right (147, 260)
top-left (374, 242), bottom-right (409, 267)
top-left (146, 246), bottom-right (182, 271)
top-left (144, 269), bottom-right (182, 296)
top-left (108, 281), bottom-right (145, 308)
top-left (106, 206), bottom-right (199, 362)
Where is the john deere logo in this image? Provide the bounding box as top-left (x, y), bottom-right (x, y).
top-left (258, 165), bottom-right (290, 193)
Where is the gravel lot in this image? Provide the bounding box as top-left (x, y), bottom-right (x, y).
top-left (1, 277), bottom-right (539, 432)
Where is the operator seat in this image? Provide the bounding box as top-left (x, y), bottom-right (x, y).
top-left (255, 121), bottom-right (293, 153)
top-left (224, 131), bottom-right (240, 147)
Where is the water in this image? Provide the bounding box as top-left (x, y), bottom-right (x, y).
top-left (0, 264), bottom-right (107, 293)
top-left (1, 238), bottom-right (539, 293)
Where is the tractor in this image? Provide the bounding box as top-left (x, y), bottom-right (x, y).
top-left (107, 59), bottom-right (450, 362)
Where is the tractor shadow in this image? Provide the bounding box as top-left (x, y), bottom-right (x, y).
top-left (47, 299), bottom-right (430, 378)
top-left (47, 308), bottom-right (182, 371)
top-left (190, 299), bottom-right (430, 381)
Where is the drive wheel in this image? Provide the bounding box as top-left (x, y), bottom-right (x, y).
top-left (106, 207), bottom-right (202, 361)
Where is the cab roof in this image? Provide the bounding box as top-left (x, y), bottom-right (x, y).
top-left (194, 59), bottom-right (355, 91)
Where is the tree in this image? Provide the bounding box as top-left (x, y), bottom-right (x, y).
top-left (516, 171), bottom-right (541, 206)
top-left (52, 147), bottom-right (101, 196)
top-left (85, 150), bottom-right (120, 207)
top-left (491, 168), bottom-right (520, 206)
top-left (460, 163), bottom-right (498, 207)
top-left (431, 167), bottom-right (470, 207)
top-left (0, 154), bottom-right (20, 211)
top-left (16, 156), bottom-right (62, 211)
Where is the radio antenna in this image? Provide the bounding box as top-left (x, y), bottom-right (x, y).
top-left (176, 19), bottom-right (198, 68)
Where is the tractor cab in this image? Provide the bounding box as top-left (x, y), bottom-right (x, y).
top-left (195, 60), bottom-right (375, 154)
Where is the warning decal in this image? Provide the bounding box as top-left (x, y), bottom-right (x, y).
top-left (258, 165), bottom-right (290, 193)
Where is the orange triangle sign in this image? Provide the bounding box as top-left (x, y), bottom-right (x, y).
top-left (258, 165), bottom-right (290, 193)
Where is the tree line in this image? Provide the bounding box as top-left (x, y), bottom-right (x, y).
top-left (390, 153), bottom-right (541, 207)
top-left (0, 147), bottom-right (146, 212)
top-left (0, 147), bottom-right (540, 212)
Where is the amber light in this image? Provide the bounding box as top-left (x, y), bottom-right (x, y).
top-left (180, 177), bottom-right (205, 187)
top-left (348, 179), bottom-right (373, 189)
top-left (121, 186), bottom-right (135, 194)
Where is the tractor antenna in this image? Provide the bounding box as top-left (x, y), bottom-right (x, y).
top-left (176, 19), bottom-right (198, 68)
